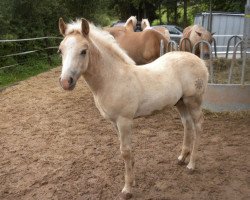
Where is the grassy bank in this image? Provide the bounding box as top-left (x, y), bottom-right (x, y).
top-left (0, 54), bottom-right (60, 89)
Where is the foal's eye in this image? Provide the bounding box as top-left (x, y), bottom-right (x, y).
top-left (57, 49), bottom-right (62, 54)
top-left (80, 49), bottom-right (87, 55)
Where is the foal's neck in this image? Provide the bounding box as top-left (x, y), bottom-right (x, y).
top-left (83, 40), bottom-right (130, 94)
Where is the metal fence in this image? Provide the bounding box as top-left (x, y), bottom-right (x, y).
top-left (170, 34), bottom-right (249, 86)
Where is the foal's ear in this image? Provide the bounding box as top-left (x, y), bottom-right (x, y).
top-left (59, 18), bottom-right (67, 36)
top-left (195, 31), bottom-right (202, 37)
top-left (81, 18), bottom-right (89, 36)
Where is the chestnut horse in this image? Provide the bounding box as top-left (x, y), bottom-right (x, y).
top-left (105, 19), bottom-right (169, 64)
top-left (141, 18), bottom-right (170, 41)
top-left (180, 25), bottom-right (214, 59)
top-left (58, 18), bottom-right (208, 199)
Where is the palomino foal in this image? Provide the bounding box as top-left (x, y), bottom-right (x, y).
top-left (58, 18), bottom-right (208, 199)
top-left (180, 25), bottom-right (215, 59)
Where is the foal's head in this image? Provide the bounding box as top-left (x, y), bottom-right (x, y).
top-left (58, 18), bottom-right (90, 90)
top-left (194, 26), bottom-right (215, 59)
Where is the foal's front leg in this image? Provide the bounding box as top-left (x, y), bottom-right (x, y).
top-left (116, 116), bottom-right (135, 199)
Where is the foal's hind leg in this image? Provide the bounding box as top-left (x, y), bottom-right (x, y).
top-left (183, 96), bottom-right (204, 171)
top-left (175, 99), bottom-right (194, 165)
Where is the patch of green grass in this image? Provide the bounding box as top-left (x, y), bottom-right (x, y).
top-left (0, 54), bottom-right (60, 88)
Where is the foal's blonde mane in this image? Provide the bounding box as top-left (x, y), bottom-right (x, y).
top-left (66, 19), bottom-right (135, 65)
top-left (141, 19), bottom-right (150, 30)
top-left (124, 16), bottom-right (137, 29)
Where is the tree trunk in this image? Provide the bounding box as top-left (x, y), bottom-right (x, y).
top-left (167, 7), bottom-right (170, 24)
top-left (159, 4), bottom-right (162, 24)
top-left (143, 1), bottom-right (146, 18)
top-left (174, 0), bottom-right (178, 24)
top-left (183, 0), bottom-right (187, 27)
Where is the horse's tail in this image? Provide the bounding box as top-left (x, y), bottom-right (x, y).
top-left (160, 39), bottom-right (164, 56)
top-left (160, 37), bottom-right (170, 56)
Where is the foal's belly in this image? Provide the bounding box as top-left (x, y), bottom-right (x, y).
top-left (135, 92), bottom-right (180, 117)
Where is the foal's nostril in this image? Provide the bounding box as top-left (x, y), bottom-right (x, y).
top-left (59, 77), bottom-right (75, 90)
top-left (69, 77), bottom-right (74, 86)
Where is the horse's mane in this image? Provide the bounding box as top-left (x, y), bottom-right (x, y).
top-left (124, 16), bottom-right (137, 29)
top-left (66, 19), bottom-right (135, 65)
top-left (141, 19), bottom-right (150, 30)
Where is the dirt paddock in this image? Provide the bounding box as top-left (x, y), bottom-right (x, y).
top-left (0, 68), bottom-right (249, 200)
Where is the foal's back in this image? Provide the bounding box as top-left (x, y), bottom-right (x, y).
top-left (137, 51), bottom-right (208, 96)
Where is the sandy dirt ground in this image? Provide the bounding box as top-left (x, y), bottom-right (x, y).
top-left (0, 68), bottom-right (250, 200)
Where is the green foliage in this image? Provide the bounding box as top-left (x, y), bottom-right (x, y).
top-left (0, 0), bottom-right (246, 39)
top-left (0, 0), bottom-right (245, 38)
top-left (0, 54), bottom-right (60, 88)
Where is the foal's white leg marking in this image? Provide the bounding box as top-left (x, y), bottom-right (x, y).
top-left (116, 116), bottom-right (134, 197)
top-left (176, 100), bottom-right (194, 164)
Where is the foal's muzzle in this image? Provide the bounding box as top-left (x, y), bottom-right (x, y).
top-left (203, 53), bottom-right (210, 60)
top-left (59, 77), bottom-right (76, 90)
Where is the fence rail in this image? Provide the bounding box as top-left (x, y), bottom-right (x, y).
top-left (0, 37), bottom-right (62, 70)
top-left (0, 47), bottom-right (58, 58)
top-left (0, 36), bottom-right (62, 43)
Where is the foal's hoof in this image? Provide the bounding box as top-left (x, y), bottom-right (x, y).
top-left (177, 159), bottom-right (186, 166)
top-left (186, 168), bottom-right (195, 174)
top-left (119, 192), bottom-right (133, 200)
top-left (186, 165), bottom-right (195, 174)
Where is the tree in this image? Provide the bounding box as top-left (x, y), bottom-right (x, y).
top-left (0, 0), bottom-right (246, 39)
top-left (183, 0), bottom-right (188, 27)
